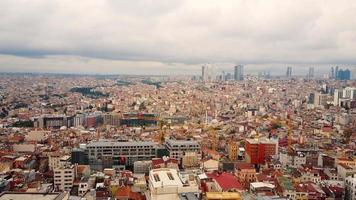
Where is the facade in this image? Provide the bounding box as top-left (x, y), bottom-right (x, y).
top-left (202, 64), bottom-right (215, 82)
top-left (313, 92), bottom-right (328, 108)
top-left (250, 182), bottom-right (275, 197)
top-left (33, 115), bottom-right (74, 129)
top-left (120, 113), bottom-right (159, 127)
top-left (345, 175), bottom-right (356, 200)
top-left (103, 113), bottom-right (120, 126)
top-left (234, 65), bottom-right (244, 81)
top-left (73, 114), bottom-right (85, 127)
top-left (182, 152), bottom-right (199, 169)
top-left (336, 69), bottom-right (351, 80)
top-left (71, 148), bottom-right (88, 165)
top-left (343, 87), bottom-right (356, 99)
top-left (245, 138), bottom-right (278, 165)
top-left (228, 142), bottom-right (238, 161)
top-left (201, 159), bottom-right (219, 172)
top-left (235, 163), bottom-right (256, 189)
top-left (337, 163), bottom-right (356, 180)
top-left (49, 154), bottom-right (61, 170)
top-left (279, 152), bottom-right (306, 168)
top-left (134, 160), bottom-right (152, 174)
top-left (334, 89), bottom-right (343, 106)
top-left (334, 87), bottom-right (356, 107)
top-left (165, 138), bottom-right (201, 163)
top-left (54, 165), bottom-right (75, 191)
top-left (87, 140), bottom-right (158, 170)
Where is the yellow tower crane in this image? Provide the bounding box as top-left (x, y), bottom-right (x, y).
top-left (286, 114), bottom-right (293, 153)
top-left (209, 127), bottom-right (217, 151)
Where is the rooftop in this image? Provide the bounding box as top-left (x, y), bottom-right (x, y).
top-left (0, 192), bottom-right (66, 200)
top-left (149, 168), bottom-right (183, 188)
top-left (250, 182), bottom-right (275, 189)
top-left (206, 192), bottom-right (241, 200)
top-left (87, 140), bottom-right (156, 147)
top-left (207, 172), bottom-right (242, 191)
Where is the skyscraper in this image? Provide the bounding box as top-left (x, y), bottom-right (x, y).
top-left (201, 65), bottom-right (206, 81)
top-left (335, 66), bottom-right (339, 79)
top-left (201, 64), bottom-right (215, 82)
top-left (286, 66), bottom-right (292, 78)
top-left (308, 67), bottom-right (314, 79)
top-left (330, 67), bottom-right (335, 79)
top-left (234, 65), bottom-right (244, 81)
top-left (337, 69), bottom-right (351, 80)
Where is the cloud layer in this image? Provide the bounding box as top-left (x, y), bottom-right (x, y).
top-left (0, 0), bottom-right (356, 75)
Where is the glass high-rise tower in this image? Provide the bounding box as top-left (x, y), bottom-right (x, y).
top-left (234, 65), bottom-right (244, 81)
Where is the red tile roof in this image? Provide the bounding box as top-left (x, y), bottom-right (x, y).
top-left (235, 162), bottom-right (255, 170)
top-left (207, 172), bottom-right (243, 191)
top-left (152, 157), bottom-right (178, 168)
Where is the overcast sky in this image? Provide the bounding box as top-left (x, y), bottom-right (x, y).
top-left (0, 0), bottom-right (356, 75)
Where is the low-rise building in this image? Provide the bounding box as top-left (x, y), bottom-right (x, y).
top-left (235, 163), bottom-right (256, 189)
top-left (165, 138), bottom-right (201, 163)
top-left (146, 168), bottom-right (199, 200)
top-left (345, 174), bottom-right (356, 200)
top-left (54, 165), bottom-right (75, 191)
top-left (337, 163), bottom-right (356, 180)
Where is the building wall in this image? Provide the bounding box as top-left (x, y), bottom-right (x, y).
top-left (54, 167), bottom-right (75, 191)
top-left (245, 139), bottom-right (277, 164)
top-left (87, 141), bottom-right (157, 170)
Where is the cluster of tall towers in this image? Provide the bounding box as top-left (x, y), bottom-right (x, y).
top-left (286, 66), bottom-right (315, 79)
top-left (201, 64), bottom-right (244, 82)
top-left (330, 66), bottom-right (351, 80)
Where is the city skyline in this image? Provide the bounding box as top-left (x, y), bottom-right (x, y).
top-left (1, 1), bottom-right (356, 199)
top-left (1, 0), bottom-right (356, 75)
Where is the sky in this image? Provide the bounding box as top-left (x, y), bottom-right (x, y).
top-left (0, 0), bottom-right (356, 76)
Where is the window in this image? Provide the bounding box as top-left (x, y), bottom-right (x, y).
top-left (167, 172), bottom-right (174, 180)
top-left (153, 174), bottom-right (160, 182)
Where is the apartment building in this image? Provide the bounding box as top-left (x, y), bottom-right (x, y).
top-left (87, 140), bottom-right (158, 170)
top-left (147, 168), bottom-right (199, 200)
top-left (54, 165), bottom-right (75, 191)
top-left (165, 138), bottom-right (201, 163)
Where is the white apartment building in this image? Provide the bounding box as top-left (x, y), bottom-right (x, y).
top-left (54, 165), bottom-right (75, 191)
top-left (146, 168), bottom-right (199, 200)
top-left (345, 175), bottom-right (356, 200)
top-left (49, 155), bottom-right (61, 170)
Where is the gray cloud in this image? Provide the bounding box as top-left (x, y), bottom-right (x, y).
top-left (0, 0), bottom-right (356, 74)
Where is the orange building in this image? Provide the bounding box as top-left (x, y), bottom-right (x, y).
top-left (235, 162), bottom-right (256, 189)
top-left (245, 138), bottom-right (278, 164)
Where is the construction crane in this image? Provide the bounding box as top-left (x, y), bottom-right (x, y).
top-left (209, 127), bottom-right (217, 151)
top-left (272, 114), bottom-right (293, 153)
top-left (155, 119), bottom-right (165, 144)
top-left (286, 114), bottom-right (293, 153)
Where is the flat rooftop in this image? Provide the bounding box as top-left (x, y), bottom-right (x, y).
top-left (87, 140), bottom-right (156, 147)
top-left (150, 168), bottom-right (183, 188)
top-left (0, 192), bottom-right (65, 200)
top-left (165, 138), bottom-right (199, 145)
top-left (206, 192), bottom-right (241, 200)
